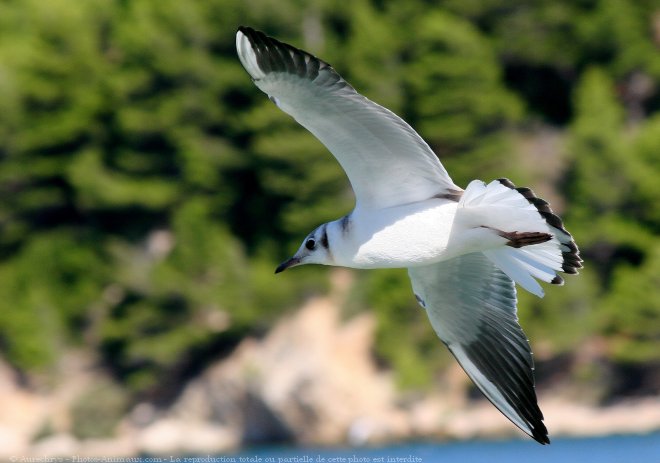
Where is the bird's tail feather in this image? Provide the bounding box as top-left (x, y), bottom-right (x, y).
top-left (459, 179), bottom-right (582, 297)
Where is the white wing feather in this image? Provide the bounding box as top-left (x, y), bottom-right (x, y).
top-left (408, 252), bottom-right (549, 444)
top-left (236, 27), bottom-right (460, 210)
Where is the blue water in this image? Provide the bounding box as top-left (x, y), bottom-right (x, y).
top-left (222, 433), bottom-right (660, 463)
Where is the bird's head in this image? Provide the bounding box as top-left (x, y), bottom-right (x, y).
top-left (275, 224), bottom-right (332, 273)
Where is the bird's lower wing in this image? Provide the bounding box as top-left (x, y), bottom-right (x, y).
top-left (408, 252), bottom-right (549, 444)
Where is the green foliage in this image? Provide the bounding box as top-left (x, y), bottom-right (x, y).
top-left (0, 0), bottom-right (657, 400)
top-left (562, 64), bottom-right (660, 369)
top-left (566, 68), bottom-right (627, 223)
top-left (517, 266), bottom-right (600, 354)
top-left (403, 10), bottom-right (524, 185)
top-left (70, 378), bottom-right (129, 439)
top-left (601, 244), bottom-right (660, 363)
top-left (0, 232), bottom-right (107, 368)
top-left (628, 114), bottom-right (660, 230)
top-left (0, 0), bottom-right (334, 394)
top-left (354, 269), bottom-right (447, 389)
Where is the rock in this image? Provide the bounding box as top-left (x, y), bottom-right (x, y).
top-left (129, 402), bottom-right (157, 427)
top-left (544, 397), bottom-right (660, 437)
top-left (137, 418), bottom-right (184, 454)
top-left (180, 422), bottom-right (239, 454)
top-left (136, 418), bottom-right (238, 455)
top-left (1, 265), bottom-right (658, 456)
top-left (441, 403), bottom-right (520, 441)
top-left (0, 359), bottom-right (47, 456)
top-left (77, 436), bottom-right (137, 458)
top-left (31, 433), bottom-right (78, 456)
top-left (0, 426), bottom-right (29, 457)
top-left (173, 275), bottom-right (411, 446)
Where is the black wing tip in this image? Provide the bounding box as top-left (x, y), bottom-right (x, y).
top-left (508, 400), bottom-right (549, 445)
top-left (497, 177), bottom-right (516, 189)
top-left (237, 25), bottom-right (258, 35)
top-left (532, 425), bottom-right (551, 445)
top-left (237, 26), bottom-right (336, 84)
top-left (237, 25), bottom-right (257, 42)
top-left (237, 26), bottom-right (267, 43)
top-left (510, 396), bottom-right (549, 444)
top-left (496, 178), bottom-right (583, 275)
top-left (526, 412), bottom-right (550, 444)
top-left (551, 275), bottom-right (564, 285)
top-left (457, 337), bottom-right (551, 446)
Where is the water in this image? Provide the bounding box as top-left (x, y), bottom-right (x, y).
top-left (219, 433), bottom-right (660, 463)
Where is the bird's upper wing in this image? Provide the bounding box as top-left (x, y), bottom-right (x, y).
top-left (408, 252), bottom-right (549, 444)
top-left (236, 26), bottom-right (460, 210)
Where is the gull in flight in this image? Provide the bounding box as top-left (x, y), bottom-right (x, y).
top-left (236, 26), bottom-right (582, 444)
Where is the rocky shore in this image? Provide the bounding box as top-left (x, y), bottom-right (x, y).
top-left (0, 280), bottom-right (658, 458)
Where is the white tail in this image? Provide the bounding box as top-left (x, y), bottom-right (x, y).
top-left (460, 179), bottom-right (582, 297)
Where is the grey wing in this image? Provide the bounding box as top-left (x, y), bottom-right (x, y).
top-left (236, 27), bottom-right (460, 210)
top-left (408, 252), bottom-right (549, 444)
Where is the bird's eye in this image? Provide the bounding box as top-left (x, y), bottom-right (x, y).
top-left (305, 239), bottom-right (316, 250)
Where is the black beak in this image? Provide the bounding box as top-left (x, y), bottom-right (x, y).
top-left (274, 257), bottom-right (300, 274)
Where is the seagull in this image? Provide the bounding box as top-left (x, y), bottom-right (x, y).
top-left (236, 26), bottom-right (582, 445)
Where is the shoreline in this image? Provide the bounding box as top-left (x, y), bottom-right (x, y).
top-left (0, 295), bottom-right (658, 457)
top-left (6, 396), bottom-right (660, 458)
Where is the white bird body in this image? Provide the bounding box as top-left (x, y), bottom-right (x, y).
top-left (236, 26), bottom-right (582, 445)
top-left (333, 199), bottom-right (459, 269)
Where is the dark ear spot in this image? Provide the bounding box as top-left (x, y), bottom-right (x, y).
top-left (320, 227), bottom-right (329, 249)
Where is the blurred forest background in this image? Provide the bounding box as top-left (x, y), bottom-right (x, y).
top-left (0, 0), bottom-right (659, 443)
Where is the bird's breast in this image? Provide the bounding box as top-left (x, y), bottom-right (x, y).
top-left (339, 200), bottom-right (458, 269)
